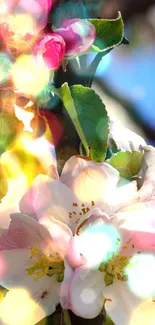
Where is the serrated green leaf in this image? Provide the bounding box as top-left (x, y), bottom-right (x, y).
top-left (61, 83), bottom-right (109, 161)
top-left (70, 85), bottom-right (109, 161)
top-left (89, 12), bottom-right (124, 52)
top-left (60, 83), bottom-right (89, 156)
top-left (104, 273), bottom-right (114, 286)
top-left (107, 151), bottom-right (144, 179)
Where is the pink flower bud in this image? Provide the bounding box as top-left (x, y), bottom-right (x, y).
top-left (55, 18), bottom-right (96, 57)
top-left (33, 33), bottom-right (66, 70)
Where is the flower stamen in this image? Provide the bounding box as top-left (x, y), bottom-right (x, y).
top-left (27, 246), bottom-right (64, 282)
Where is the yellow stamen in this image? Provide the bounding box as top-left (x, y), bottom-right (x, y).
top-left (27, 246), bottom-right (64, 282)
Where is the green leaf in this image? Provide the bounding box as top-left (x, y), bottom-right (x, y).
top-left (0, 53), bottom-right (13, 85)
top-left (0, 112), bottom-right (22, 154)
top-left (70, 85), bottom-right (109, 161)
top-left (104, 273), bottom-right (114, 286)
top-left (60, 83), bottom-right (89, 157)
top-left (61, 83), bottom-right (109, 161)
top-left (89, 12), bottom-right (124, 52)
top-left (107, 151), bottom-right (144, 179)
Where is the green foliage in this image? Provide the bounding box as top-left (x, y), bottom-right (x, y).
top-left (89, 12), bottom-right (124, 52)
top-left (60, 82), bottom-right (89, 156)
top-left (0, 53), bottom-right (13, 85)
top-left (61, 83), bottom-right (109, 161)
top-left (107, 151), bottom-right (144, 179)
top-left (0, 112), bottom-right (22, 155)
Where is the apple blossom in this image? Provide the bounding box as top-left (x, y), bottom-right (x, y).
top-left (0, 0), bottom-right (53, 52)
top-left (0, 0), bottom-right (52, 30)
top-left (0, 212), bottom-right (64, 324)
top-left (0, 156), bottom-right (137, 323)
top-left (61, 198), bottom-right (155, 322)
top-left (33, 33), bottom-right (66, 70)
top-left (55, 18), bottom-right (96, 57)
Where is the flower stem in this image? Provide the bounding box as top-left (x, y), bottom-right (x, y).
top-left (63, 310), bottom-right (72, 325)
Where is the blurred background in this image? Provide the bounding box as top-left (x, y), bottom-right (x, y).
top-left (85, 0), bottom-right (155, 144)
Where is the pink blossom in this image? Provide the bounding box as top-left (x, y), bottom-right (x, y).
top-left (33, 33), bottom-right (66, 70)
top-left (1, 0), bottom-right (52, 31)
top-left (0, 0), bottom-right (53, 52)
top-left (55, 18), bottom-right (96, 57)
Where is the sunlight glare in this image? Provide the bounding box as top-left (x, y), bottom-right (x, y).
top-left (11, 55), bottom-right (49, 96)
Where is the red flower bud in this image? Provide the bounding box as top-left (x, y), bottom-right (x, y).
top-left (33, 33), bottom-right (66, 70)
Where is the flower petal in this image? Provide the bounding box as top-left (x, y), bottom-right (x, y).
top-left (138, 146), bottom-right (155, 201)
top-left (39, 214), bottom-right (73, 256)
top-left (103, 281), bottom-right (142, 325)
top-left (69, 265), bottom-right (105, 319)
top-left (103, 181), bottom-right (138, 215)
top-left (60, 260), bottom-right (73, 309)
top-left (75, 208), bottom-right (120, 267)
top-left (20, 175), bottom-right (82, 231)
top-left (0, 248), bottom-right (35, 289)
top-left (61, 156), bottom-right (119, 204)
top-left (110, 119), bottom-right (146, 151)
top-left (113, 198), bottom-right (155, 251)
top-left (0, 256), bottom-right (60, 324)
top-left (0, 213), bottom-right (53, 252)
top-left (0, 175), bottom-right (28, 228)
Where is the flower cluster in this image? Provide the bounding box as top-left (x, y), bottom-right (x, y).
top-left (0, 123), bottom-right (155, 325)
top-left (0, 0), bottom-right (96, 95)
top-left (0, 1), bottom-right (154, 325)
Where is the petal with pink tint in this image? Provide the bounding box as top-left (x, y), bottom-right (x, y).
top-left (39, 214), bottom-right (72, 257)
top-left (56, 19), bottom-right (96, 57)
top-left (113, 198), bottom-right (155, 251)
top-left (66, 236), bottom-right (86, 269)
top-left (20, 175), bottom-right (82, 231)
top-left (0, 213), bottom-right (53, 252)
top-left (33, 33), bottom-right (65, 70)
top-left (47, 165), bottom-right (59, 179)
top-left (19, 174), bottom-right (53, 218)
top-left (60, 261), bottom-right (73, 309)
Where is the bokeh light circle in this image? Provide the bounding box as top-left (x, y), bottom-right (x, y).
top-left (126, 253), bottom-right (155, 299)
top-left (11, 55), bottom-right (50, 96)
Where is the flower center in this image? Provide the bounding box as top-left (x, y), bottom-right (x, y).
top-left (26, 246), bottom-right (64, 282)
top-left (99, 252), bottom-right (130, 286)
top-left (68, 201), bottom-right (95, 235)
top-left (98, 238), bottom-right (140, 286)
